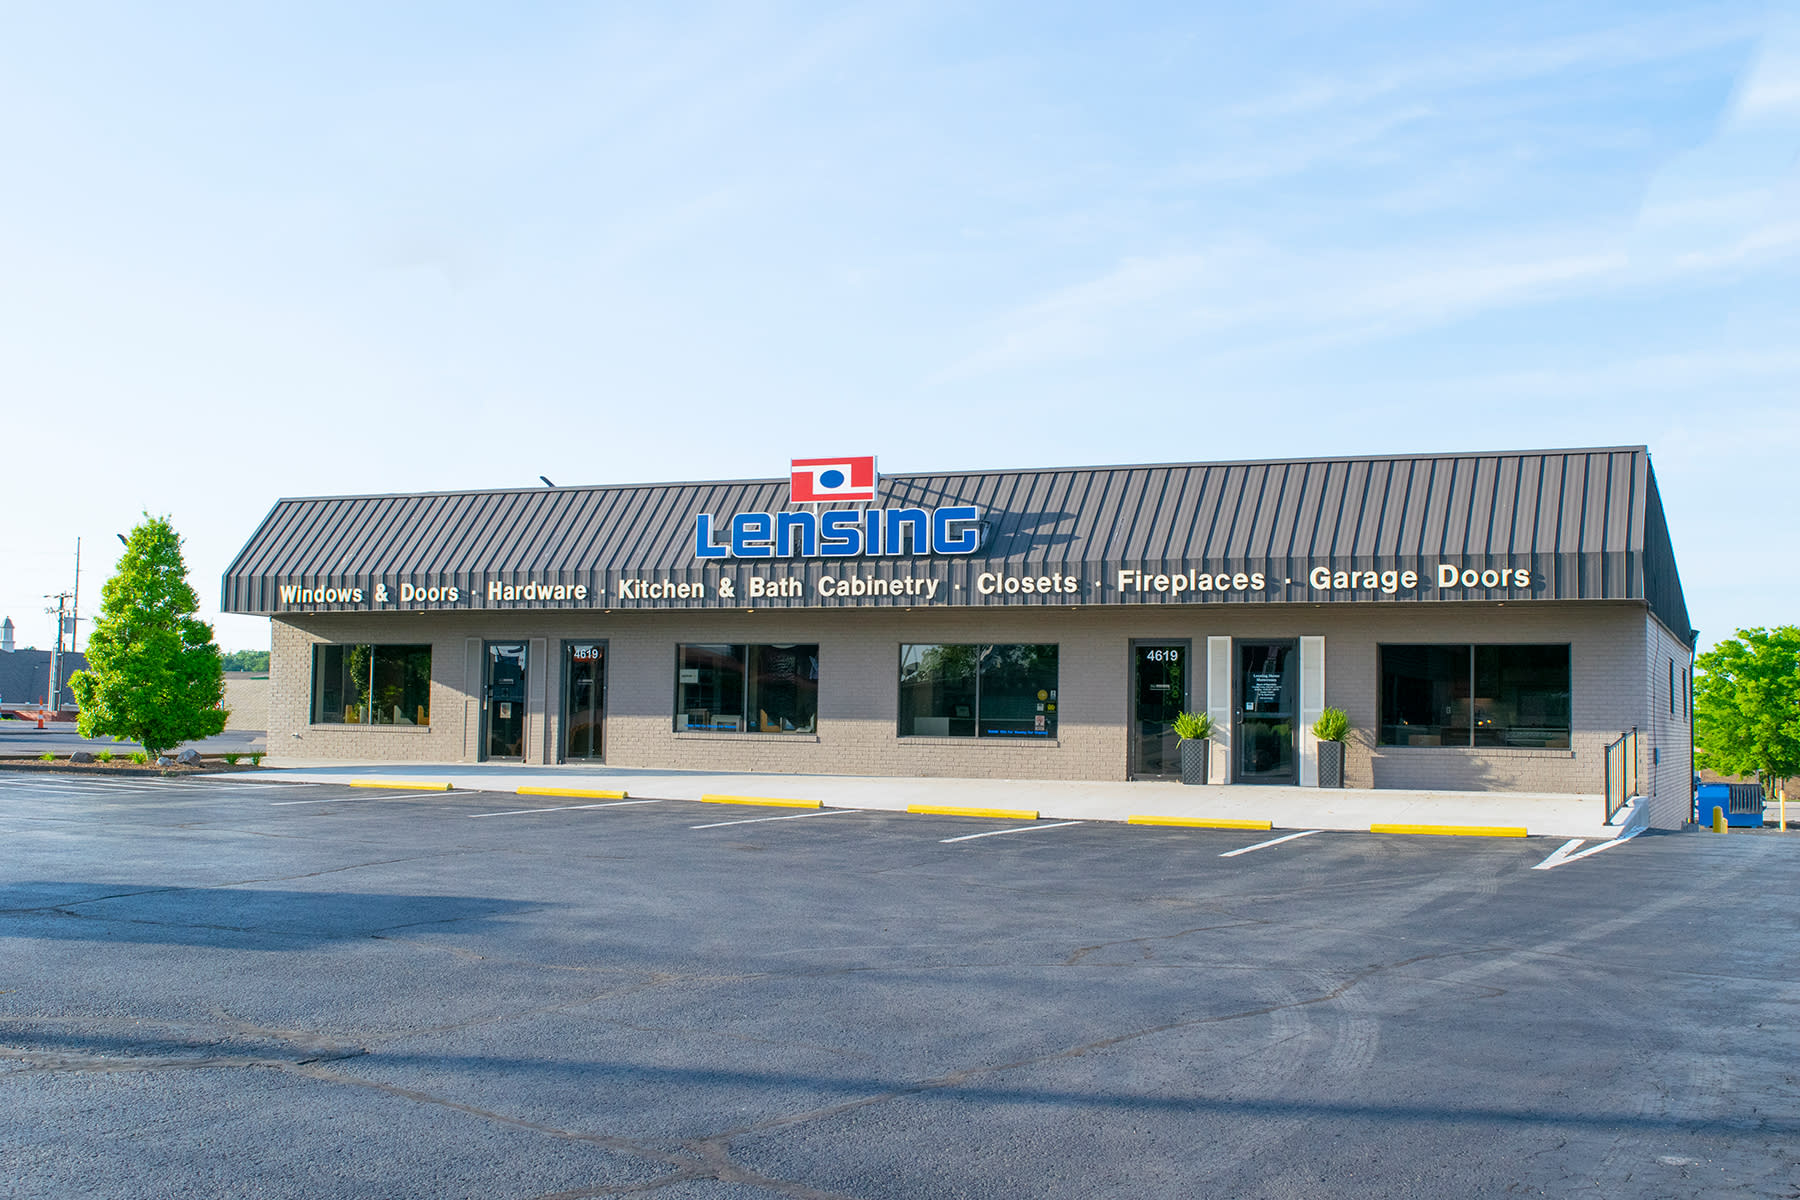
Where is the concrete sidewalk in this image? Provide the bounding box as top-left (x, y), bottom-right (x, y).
top-left (233, 759), bottom-right (1626, 840)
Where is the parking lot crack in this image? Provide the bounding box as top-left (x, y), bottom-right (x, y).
top-left (1064, 918), bottom-right (1266, 965)
top-left (702, 948), bottom-right (1490, 1144)
top-left (280, 1063), bottom-right (863, 1200)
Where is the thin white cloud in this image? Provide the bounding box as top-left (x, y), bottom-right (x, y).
top-left (1729, 13), bottom-right (1800, 122)
top-left (939, 234), bottom-right (1640, 378)
top-left (1231, 7), bottom-right (1763, 120)
top-left (940, 201), bottom-right (1800, 379)
top-left (1171, 106), bottom-right (1434, 185)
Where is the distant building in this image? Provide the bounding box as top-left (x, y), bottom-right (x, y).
top-left (0, 643), bottom-right (88, 709)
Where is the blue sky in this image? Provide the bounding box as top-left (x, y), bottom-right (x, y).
top-left (2, 2), bottom-right (1795, 653)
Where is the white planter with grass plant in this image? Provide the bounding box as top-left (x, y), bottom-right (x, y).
top-left (1173, 711), bottom-right (1212, 785)
top-left (1312, 707), bottom-right (1349, 788)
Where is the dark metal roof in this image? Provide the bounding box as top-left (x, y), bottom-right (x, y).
top-left (223, 446), bottom-right (1691, 637)
top-left (0, 649), bottom-right (87, 709)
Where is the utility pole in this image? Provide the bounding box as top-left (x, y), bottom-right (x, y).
top-left (71, 538), bottom-right (80, 653)
top-left (44, 591), bottom-right (72, 710)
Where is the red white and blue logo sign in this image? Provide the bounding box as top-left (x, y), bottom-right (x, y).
top-left (790, 456), bottom-right (878, 504)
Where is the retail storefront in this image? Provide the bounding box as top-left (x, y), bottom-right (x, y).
top-left (223, 447), bottom-right (1696, 825)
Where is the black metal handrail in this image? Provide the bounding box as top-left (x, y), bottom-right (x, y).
top-left (1604, 727), bottom-right (1638, 823)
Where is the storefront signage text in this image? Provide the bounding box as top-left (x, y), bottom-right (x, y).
top-left (1116, 568), bottom-right (1266, 595)
top-left (692, 506), bottom-right (981, 559)
top-left (1307, 563), bottom-right (1532, 594)
top-left (268, 559), bottom-right (1542, 612)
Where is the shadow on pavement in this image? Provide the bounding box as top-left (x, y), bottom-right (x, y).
top-left (0, 881), bottom-right (541, 949)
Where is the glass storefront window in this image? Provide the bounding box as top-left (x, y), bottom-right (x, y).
top-left (1380, 644), bottom-right (1568, 748)
top-left (311, 644), bottom-right (431, 725)
top-left (898, 644), bottom-right (977, 737)
top-left (747, 644), bottom-right (819, 733)
top-left (1379, 645), bottom-right (1470, 747)
top-left (976, 644), bottom-right (1059, 738)
top-left (675, 644), bottom-right (817, 733)
top-left (899, 644), bottom-right (1058, 738)
top-left (1473, 645), bottom-right (1571, 748)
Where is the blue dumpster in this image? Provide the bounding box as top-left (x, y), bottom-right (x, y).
top-left (1695, 782), bottom-right (1763, 828)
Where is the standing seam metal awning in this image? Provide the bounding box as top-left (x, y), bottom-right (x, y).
top-left (222, 446), bottom-right (1691, 640)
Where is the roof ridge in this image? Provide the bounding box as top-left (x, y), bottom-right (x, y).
top-left (263, 446), bottom-right (1648, 505)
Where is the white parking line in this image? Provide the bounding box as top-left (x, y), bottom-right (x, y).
top-left (271, 791), bottom-right (456, 806)
top-left (12, 779), bottom-right (161, 791)
top-left (940, 820), bottom-right (1084, 844)
top-left (690, 808), bottom-right (861, 830)
top-left (472, 799), bottom-right (664, 818)
top-left (24, 784), bottom-right (192, 797)
top-left (1219, 830), bottom-right (1322, 857)
top-left (1531, 828), bottom-right (1642, 870)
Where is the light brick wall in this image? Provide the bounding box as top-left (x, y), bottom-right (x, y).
top-left (1352, 605), bottom-right (1640, 795)
top-left (271, 600), bottom-right (1666, 793)
top-left (221, 675), bottom-right (268, 731)
top-left (1642, 614), bottom-right (1696, 829)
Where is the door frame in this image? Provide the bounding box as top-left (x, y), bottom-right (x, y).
top-left (1233, 637), bottom-right (1299, 785)
top-left (558, 638), bottom-right (609, 764)
top-left (1128, 637), bottom-right (1192, 780)
top-left (479, 639), bottom-right (530, 763)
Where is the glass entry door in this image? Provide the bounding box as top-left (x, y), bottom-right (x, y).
top-left (1132, 642), bottom-right (1188, 778)
top-left (483, 641), bottom-right (528, 761)
top-left (1236, 641), bottom-right (1297, 783)
top-left (562, 641), bottom-right (606, 761)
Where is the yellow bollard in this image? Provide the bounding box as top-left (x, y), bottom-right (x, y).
top-left (1781, 788), bottom-right (1787, 832)
top-left (1712, 805), bottom-right (1727, 833)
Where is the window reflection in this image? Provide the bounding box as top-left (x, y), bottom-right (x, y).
top-left (311, 644), bottom-right (431, 725)
top-left (1380, 644), bottom-right (1568, 748)
top-left (899, 644), bottom-right (1058, 738)
top-left (675, 644), bottom-right (817, 733)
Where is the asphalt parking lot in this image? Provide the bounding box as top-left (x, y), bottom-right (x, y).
top-left (3, 773), bottom-right (1796, 1200)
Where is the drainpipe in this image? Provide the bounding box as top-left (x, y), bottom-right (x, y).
top-left (1688, 630), bottom-right (1698, 825)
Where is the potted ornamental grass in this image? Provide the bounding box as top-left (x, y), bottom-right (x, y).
top-left (1173, 711), bottom-right (1213, 785)
top-left (1313, 707), bottom-right (1350, 788)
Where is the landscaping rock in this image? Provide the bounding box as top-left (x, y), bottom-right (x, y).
top-left (176, 748), bottom-right (202, 766)
top-left (156, 756), bottom-right (176, 767)
top-left (69, 751), bottom-right (95, 763)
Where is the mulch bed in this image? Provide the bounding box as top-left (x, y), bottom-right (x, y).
top-left (0, 756), bottom-right (265, 777)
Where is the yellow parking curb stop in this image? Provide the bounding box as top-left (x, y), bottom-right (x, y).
top-left (699, 795), bottom-right (822, 809)
top-left (516, 786), bottom-right (629, 800)
top-left (907, 804), bottom-right (1040, 821)
top-left (1370, 822), bottom-right (1527, 838)
top-left (1127, 815), bottom-right (1274, 831)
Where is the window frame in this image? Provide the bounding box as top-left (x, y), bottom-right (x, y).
top-left (1376, 642), bottom-right (1571, 750)
top-left (309, 643), bottom-right (433, 728)
top-left (896, 642), bottom-right (1061, 741)
top-left (672, 643), bottom-right (819, 735)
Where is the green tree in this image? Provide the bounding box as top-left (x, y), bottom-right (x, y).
top-left (221, 649), bottom-right (270, 673)
top-left (1694, 626), bottom-right (1800, 792)
top-left (69, 515), bottom-right (227, 756)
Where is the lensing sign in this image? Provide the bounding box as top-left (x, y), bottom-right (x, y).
top-left (791, 456), bottom-right (878, 504)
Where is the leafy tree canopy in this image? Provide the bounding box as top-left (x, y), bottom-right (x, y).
top-left (1694, 625), bottom-right (1800, 790)
top-left (222, 649), bottom-right (271, 673)
top-left (69, 514), bottom-right (227, 756)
